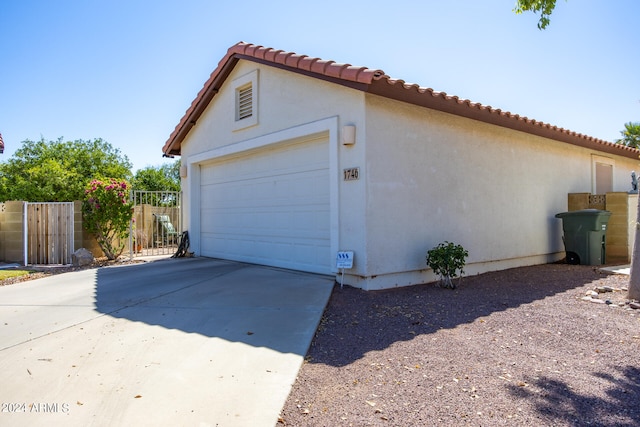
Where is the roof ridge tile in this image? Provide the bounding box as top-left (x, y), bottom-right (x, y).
top-left (286, 53), bottom-right (307, 68)
top-left (310, 59), bottom-right (333, 75)
top-left (341, 66), bottom-right (368, 82)
top-left (232, 42), bottom-right (383, 84)
top-left (264, 49), bottom-right (284, 62)
top-left (298, 56), bottom-right (316, 72)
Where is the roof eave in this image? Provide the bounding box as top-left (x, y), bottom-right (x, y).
top-left (367, 79), bottom-right (640, 161)
top-left (162, 56), bottom-right (240, 156)
top-left (163, 42), bottom-right (640, 162)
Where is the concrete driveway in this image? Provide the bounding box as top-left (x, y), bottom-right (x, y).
top-left (0, 257), bottom-right (334, 426)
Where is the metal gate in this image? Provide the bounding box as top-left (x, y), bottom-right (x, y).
top-left (130, 191), bottom-right (182, 257)
top-left (26, 202), bottom-right (74, 265)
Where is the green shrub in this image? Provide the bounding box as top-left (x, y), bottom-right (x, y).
top-left (82, 178), bottom-right (134, 260)
top-left (426, 241), bottom-right (469, 289)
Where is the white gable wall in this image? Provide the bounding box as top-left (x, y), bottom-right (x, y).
top-left (348, 94), bottom-right (639, 289)
top-left (179, 60), bottom-right (370, 277)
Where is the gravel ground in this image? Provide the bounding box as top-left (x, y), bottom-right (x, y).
top-left (279, 264), bottom-right (640, 427)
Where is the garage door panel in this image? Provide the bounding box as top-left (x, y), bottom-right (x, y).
top-left (200, 147), bottom-right (327, 184)
top-left (201, 234), bottom-right (329, 272)
top-left (203, 178), bottom-right (327, 208)
top-left (199, 136), bottom-right (330, 274)
top-left (204, 209), bottom-right (328, 239)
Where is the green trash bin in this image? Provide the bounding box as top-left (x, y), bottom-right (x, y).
top-left (555, 209), bottom-right (611, 265)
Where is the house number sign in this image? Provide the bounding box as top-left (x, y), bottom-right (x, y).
top-left (343, 167), bottom-right (359, 181)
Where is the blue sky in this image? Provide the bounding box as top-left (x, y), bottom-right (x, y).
top-left (1, 0), bottom-right (638, 172)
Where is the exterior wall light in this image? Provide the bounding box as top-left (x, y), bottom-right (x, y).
top-left (342, 125), bottom-right (356, 145)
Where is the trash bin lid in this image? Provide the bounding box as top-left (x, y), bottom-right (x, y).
top-left (555, 209), bottom-right (611, 218)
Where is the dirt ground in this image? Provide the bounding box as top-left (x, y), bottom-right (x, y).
top-left (278, 264), bottom-right (640, 427)
top-left (2, 260), bottom-right (638, 426)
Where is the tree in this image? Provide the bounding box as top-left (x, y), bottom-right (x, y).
top-left (628, 197), bottom-right (640, 300)
top-left (624, 122), bottom-right (640, 300)
top-left (514, 0), bottom-right (562, 29)
top-left (131, 161), bottom-right (181, 192)
top-left (0, 137), bottom-right (132, 202)
top-left (130, 161), bottom-right (181, 207)
top-left (627, 122), bottom-right (640, 300)
top-left (615, 122), bottom-right (640, 149)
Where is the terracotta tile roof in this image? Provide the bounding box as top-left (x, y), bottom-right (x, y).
top-left (163, 42), bottom-right (639, 160)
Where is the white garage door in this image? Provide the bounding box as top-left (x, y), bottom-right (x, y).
top-left (199, 135), bottom-right (331, 274)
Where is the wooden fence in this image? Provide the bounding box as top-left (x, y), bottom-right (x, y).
top-left (25, 202), bottom-right (75, 264)
top-left (1, 195), bottom-right (182, 265)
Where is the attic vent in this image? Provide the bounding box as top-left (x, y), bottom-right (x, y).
top-left (237, 84), bottom-right (253, 120)
top-left (232, 69), bottom-right (258, 131)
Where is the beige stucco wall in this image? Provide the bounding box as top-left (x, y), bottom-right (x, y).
top-left (629, 195), bottom-right (638, 262)
top-left (602, 192), bottom-right (631, 263)
top-left (0, 201), bottom-right (25, 263)
top-left (356, 94), bottom-right (639, 288)
top-left (177, 59), bottom-right (640, 289)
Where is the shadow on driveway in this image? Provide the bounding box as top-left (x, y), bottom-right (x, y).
top-left (0, 256), bottom-right (334, 426)
top-left (94, 257), bottom-right (334, 355)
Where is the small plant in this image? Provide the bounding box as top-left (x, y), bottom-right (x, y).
top-left (426, 241), bottom-right (469, 289)
top-left (133, 227), bottom-right (148, 253)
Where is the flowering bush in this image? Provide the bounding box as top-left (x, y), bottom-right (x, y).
top-left (82, 178), bottom-right (134, 260)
